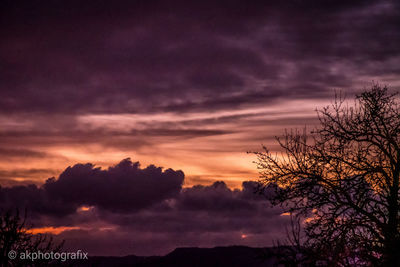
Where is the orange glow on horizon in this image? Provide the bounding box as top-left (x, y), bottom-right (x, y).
top-left (27, 226), bottom-right (80, 235)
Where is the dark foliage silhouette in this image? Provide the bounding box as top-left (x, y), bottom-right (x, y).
top-left (255, 85), bottom-right (400, 266)
top-left (0, 209), bottom-right (63, 267)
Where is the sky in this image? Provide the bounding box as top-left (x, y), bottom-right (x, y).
top-left (1, 0), bottom-right (400, 256)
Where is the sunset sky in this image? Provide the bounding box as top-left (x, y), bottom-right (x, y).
top-left (1, 0), bottom-right (400, 256)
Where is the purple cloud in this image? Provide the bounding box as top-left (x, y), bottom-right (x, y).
top-left (0, 159), bottom-right (287, 255)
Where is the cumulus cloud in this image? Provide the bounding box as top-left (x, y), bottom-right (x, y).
top-left (0, 158), bottom-right (184, 215)
top-left (44, 158), bottom-right (184, 212)
top-left (0, 159), bottom-right (287, 255)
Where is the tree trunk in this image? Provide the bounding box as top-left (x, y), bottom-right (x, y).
top-left (383, 185), bottom-right (399, 266)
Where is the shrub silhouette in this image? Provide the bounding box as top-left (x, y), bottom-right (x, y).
top-left (0, 209), bottom-right (63, 267)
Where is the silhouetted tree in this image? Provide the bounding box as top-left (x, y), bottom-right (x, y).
top-left (255, 85), bottom-right (400, 266)
top-left (0, 209), bottom-right (64, 267)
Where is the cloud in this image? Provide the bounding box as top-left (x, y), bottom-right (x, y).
top-left (63, 179), bottom-right (285, 256)
top-left (1, 0), bottom-right (399, 115)
top-left (176, 181), bottom-right (263, 213)
top-left (44, 158), bottom-right (184, 212)
top-left (0, 184), bottom-right (75, 217)
top-left (0, 159), bottom-right (184, 215)
top-left (0, 148), bottom-right (48, 158)
top-left (0, 159), bottom-right (287, 255)
top-left (55, 179), bottom-right (286, 256)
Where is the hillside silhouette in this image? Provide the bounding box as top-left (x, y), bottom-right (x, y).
top-left (74, 246), bottom-right (279, 267)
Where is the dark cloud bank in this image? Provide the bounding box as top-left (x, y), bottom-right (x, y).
top-left (0, 159), bottom-right (286, 256)
top-left (1, 0), bottom-right (399, 116)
